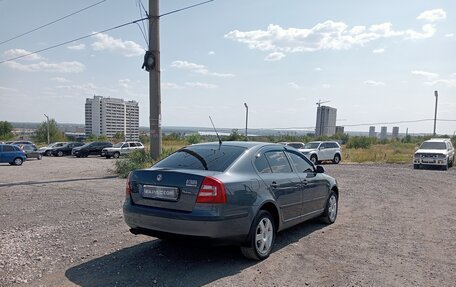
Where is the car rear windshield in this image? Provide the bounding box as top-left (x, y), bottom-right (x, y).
top-left (420, 142), bottom-right (447, 150)
top-left (153, 145), bottom-right (247, 172)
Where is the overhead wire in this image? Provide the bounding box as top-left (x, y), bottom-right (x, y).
top-left (0, 0), bottom-right (108, 46)
top-left (0, 0), bottom-right (216, 64)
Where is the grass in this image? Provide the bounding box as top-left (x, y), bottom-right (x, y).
top-left (343, 142), bottom-right (417, 164)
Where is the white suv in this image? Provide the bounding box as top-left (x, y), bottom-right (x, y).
top-left (300, 141), bottom-right (342, 164)
top-left (101, 141), bottom-right (144, 159)
top-left (413, 138), bottom-right (454, 170)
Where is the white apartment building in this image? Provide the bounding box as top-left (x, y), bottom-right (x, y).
top-left (315, 106), bottom-right (337, 137)
top-left (85, 95), bottom-right (139, 140)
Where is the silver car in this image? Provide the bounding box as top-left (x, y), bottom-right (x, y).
top-left (123, 141), bottom-right (339, 260)
top-left (300, 141), bottom-right (342, 164)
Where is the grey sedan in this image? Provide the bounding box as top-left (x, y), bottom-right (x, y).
top-left (123, 141), bottom-right (339, 260)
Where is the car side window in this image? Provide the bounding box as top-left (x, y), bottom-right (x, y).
top-left (287, 151), bottom-right (314, 173)
top-left (254, 153), bottom-right (272, 173)
top-left (264, 151), bottom-right (292, 173)
top-left (3, 145), bottom-right (14, 152)
top-left (122, 143), bottom-right (129, 148)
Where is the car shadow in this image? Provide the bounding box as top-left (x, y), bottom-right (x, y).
top-left (0, 175), bottom-right (118, 187)
top-left (65, 220), bottom-right (325, 287)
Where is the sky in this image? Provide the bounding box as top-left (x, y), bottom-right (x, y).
top-left (0, 0), bottom-right (455, 135)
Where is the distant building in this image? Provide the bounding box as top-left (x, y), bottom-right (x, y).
top-left (315, 106), bottom-right (337, 137)
top-left (85, 95), bottom-right (139, 140)
top-left (392, 127), bottom-right (399, 139)
top-left (369, 126), bottom-right (376, 138)
top-left (335, 126), bottom-right (345, 135)
top-left (380, 126), bottom-right (387, 140)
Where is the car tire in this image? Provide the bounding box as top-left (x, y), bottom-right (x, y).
top-left (57, 151), bottom-right (63, 157)
top-left (443, 161), bottom-right (449, 171)
top-left (413, 164), bottom-right (420, 169)
top-left (37, 154), bottom-right (42, 160)
top-left (333, 154), bottom-right (341, 164)
top-left (240, 210), bottom-right (276, 261)
top-left (321, 191), bottom-right (338, 224)
top-left (113, 152), bottom-right (120, 159)
top-left (310, 155), bottom-right (318, 165)
top-left (45, 150), bottom-right (51, 156)
top-left (13, 157), bottom-right (23, 166)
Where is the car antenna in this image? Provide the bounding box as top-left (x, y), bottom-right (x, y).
top-left (209, 116), bottom-right (222, 146)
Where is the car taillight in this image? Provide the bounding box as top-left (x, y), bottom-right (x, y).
top-left (196, 176), bottom-right (226, 204)
top-left (126, 172), bottom-right (132, 197)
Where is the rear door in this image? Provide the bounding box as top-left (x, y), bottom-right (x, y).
top-left (1, 145), bottom-right (16, 162)
top-left (255, 147), bottom-right (303, 222)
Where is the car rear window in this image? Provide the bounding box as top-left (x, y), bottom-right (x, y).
top-left (154, 145), bottom-right (247, 172)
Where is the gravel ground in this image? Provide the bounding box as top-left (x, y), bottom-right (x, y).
top-left (1, 156), bottom-right (455, 287)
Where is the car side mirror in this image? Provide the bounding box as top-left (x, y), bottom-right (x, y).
top-left (315, 165), bottom-right (325, 173)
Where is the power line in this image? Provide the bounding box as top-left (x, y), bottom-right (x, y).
top-left (0, 0), bottom-right (215, 64)
top-left (0, 0), bottom-right (107, 46)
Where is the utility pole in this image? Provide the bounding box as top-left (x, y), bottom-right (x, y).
top-left (244, 103), bottom-right (248, 140)
top-left (433, 90), bottom-right (438, 136)
top-left (44, 114), bottom-right (50, 145)
top-left (149, 0), bottom-right (162, 159)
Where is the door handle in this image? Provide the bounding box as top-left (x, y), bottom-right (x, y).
top-left (270, 181), bottom-right (278, 189)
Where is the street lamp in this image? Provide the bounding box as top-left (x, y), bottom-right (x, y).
top-left (44, 114), bottom-right (50, 144)
top-left (244, 103), bottom-right (248, 140)
top-left (433, 90), bottom-right (438, 136)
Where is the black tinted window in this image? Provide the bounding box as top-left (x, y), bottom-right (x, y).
top-left (287, 152), bottom-right (314, 173)
top-left (264, 151), bottom-right (292, 173)
top-left (287, 143), bottom-right (304, 149)
top-left (3, 145), bottom-right (14, 152)
top-left (154, 145), bottom-right (246, 172)
top-left (254, 154), bottom-right (272, 173)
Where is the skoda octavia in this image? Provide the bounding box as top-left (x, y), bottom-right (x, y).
top-left (123, 141), bottom-right (339, 260)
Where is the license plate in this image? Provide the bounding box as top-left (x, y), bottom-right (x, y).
top-left (142, 185), bottom-right (179, 201)
top-left (422, 160), bottom-right (435, 163)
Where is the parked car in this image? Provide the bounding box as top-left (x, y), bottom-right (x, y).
top-left (21, 144), bottom-right (42, 160)
top-left (300, 141), bottom-right (342, 164)
top-left (8, 140), bottom-right (34, 145)
top-left (51, 142), bottom-right (85, 157)
top-left (279, 142), bottom-right (306, 151)
top-left (413, 138), bottom-right (454, 170)
top-left (123, 141), bottom-right (339, 260)
top-left (38, 142), bottom-right (67, 156)
top-left (72, 141), bottom-right (113, 157)
top-left (102, 141), bottom-right (145, 158)
top-left (0, 144), bottom-right (27, 165)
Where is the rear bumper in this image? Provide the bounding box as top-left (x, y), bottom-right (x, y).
top-left (123, 200), bottom-right (252, 244)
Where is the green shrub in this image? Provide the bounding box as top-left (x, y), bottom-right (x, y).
top-left (115, 150), bottom-right (154, 178)
top-left (346, 136), bottom-right (376, 149)
top-left (187, 133), bottom-right (202, 144)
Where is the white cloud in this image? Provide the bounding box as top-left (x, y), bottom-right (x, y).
top-left (162, 82), bottom-right (184, 89)
top-left (411, 70), bottom-right (439, 80)
top-left (0, 86), bottom-right (19, 93)
top-left (416, 9), bottom-right (446, 22)
top-left (265, 52), bottom-right (286, 61)
top-left (54, 83), bottom-right (116, 95)
top-left (288, 82), bottom-right (300, 89)
top-left (364, 80), bottom-right (385, 86)
top-left (5, 61), bottom-right (85, 73)
top-left (412, 70), bottom-right (456, 87)
top-left (67, 44), bottom-right (86, 50)
top-left (225, 11), bottom-right (442, 61)
top-left (51, 77), bottom-right (71, 83)
top-left (3, 49), bottom-right (43, 61)
top-left (445, 33), bottom-right (454, 38)
top-left (314, 67), bottom-right (322, 71)
top-left (372, 48), bottom-right (385, 54)
top-left (91, 33), bottom-right (143, 57)
top-left (208, 51), bottom-right (215, 55)
top-left (322, 84), bottom-right (331, 89)
top-left (185, 82), bottom-right (217, 89)
top-left (171, 60), bottom-right (234, 77)
top-left (118, 79), bottom-right (132, 89)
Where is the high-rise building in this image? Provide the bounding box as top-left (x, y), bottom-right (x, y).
top-left (335, 126), bottom-right (345, 135)
top-left (315, 106), bottom-right (337, 136)
top-left (85, 95), bottom-right (139, 140)
top-left (369, 126), bottom-right (376, 138)
top-left (380, 126), bottom-right (387, 140)
top-left (392, 127), bottom-right (399, 139)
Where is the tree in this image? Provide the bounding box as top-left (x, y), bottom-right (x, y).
top-left (32, 119), bottom-right (65, 144)
top-left (113, 132), bottom-right (125, 143)
top-left (0, 121), bottom-right (14, 140)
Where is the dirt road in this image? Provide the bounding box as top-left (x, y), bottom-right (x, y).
top-left (1, 156), bottom-right (455, 286)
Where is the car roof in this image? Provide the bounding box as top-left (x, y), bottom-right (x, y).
top-left (425, 138), bottom-right (451, 142)
top-left (191, 141), bottom-right (282, 149)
